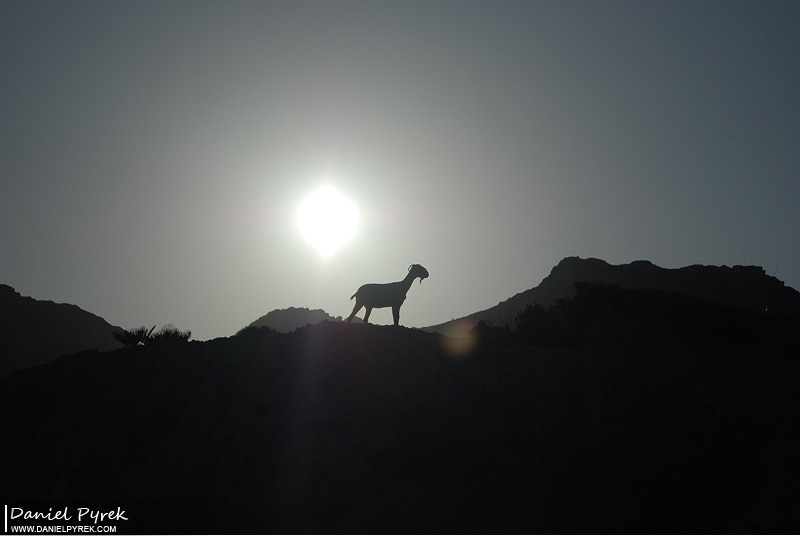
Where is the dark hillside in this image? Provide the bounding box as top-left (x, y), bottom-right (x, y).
top-left (426, 257), bottom-right (800, 336)
top-left (0, 284), bottom-right (122, 376)
top-left (2, 319), bottom-right (799, 533)
top-left (479, 281), bottom-right (798, 349)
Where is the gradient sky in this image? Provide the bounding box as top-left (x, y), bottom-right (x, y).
top-left (2, 1), bottom-right (798, 340)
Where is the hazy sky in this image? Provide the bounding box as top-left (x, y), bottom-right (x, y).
top-left (2, 1), bottom-right (798, 340)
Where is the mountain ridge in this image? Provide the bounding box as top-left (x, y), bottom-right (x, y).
top-left (6, 256), bottom-right (798, 374)
top-left (424, 256), bottom-right (800, 336)
top-left (0, 284), bottom-right (123, 376)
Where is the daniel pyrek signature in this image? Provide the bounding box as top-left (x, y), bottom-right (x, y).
top-left (7, 506), bottom-right (129, 525)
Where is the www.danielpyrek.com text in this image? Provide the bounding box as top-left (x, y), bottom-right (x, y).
top-left (7, 524), bottom-right (117, 533)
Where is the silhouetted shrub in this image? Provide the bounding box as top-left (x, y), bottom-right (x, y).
top-left (112, 324), bottom-right (190, 346)
top-left (234, 325), bottom-right (278, 337)
top-left (505, 282), bottom-right (622, 347)
top-left (469, 319), bottom-right (510, 347)
top-left (151, 324), bottom-right (192, 342)
top-left (112, 325), bottom-right (156, 346)
top-left (511, 302), bottom-right (580, 347)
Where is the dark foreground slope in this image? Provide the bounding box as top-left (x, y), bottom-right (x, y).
top-left (2, 320), bottom-right (799, 534)
top-left (0, 284), bottom-right (122, 376)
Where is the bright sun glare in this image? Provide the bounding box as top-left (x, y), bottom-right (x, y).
top-left (297, 185), bottom-right (359, 259)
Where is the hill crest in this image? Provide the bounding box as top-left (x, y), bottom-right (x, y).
top-left (424, 256), bottom-right (800, 336)
top-left (248, 306), bottom-right (361, 333)
top-left (0, 284), bottom-right (122, 376)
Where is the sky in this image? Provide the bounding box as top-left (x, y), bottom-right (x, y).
top-left (2, 1), bottom-right (798, 341)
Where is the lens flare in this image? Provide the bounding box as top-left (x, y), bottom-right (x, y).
top-left (439, 320), bottom-right (478, 358)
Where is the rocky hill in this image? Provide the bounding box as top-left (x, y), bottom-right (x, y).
top-left (2, 306), bottom-right (799, 533)
top-left (0, 284), bottom-right (122, 376)
top-left (425, 257), bottom-right (800, 336)
top-left (248, 306), bottom-right (361, 333)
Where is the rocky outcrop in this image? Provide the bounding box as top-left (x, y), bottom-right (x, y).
top-left (425, 257), bottom-right (800, 336)
top-left (248, 306), bottom-right (360, 333)
top-left (0, 284), bottom-right (122, 376)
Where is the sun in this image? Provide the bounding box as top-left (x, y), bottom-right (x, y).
top-left (297, 185), bottom-right (359, 258)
